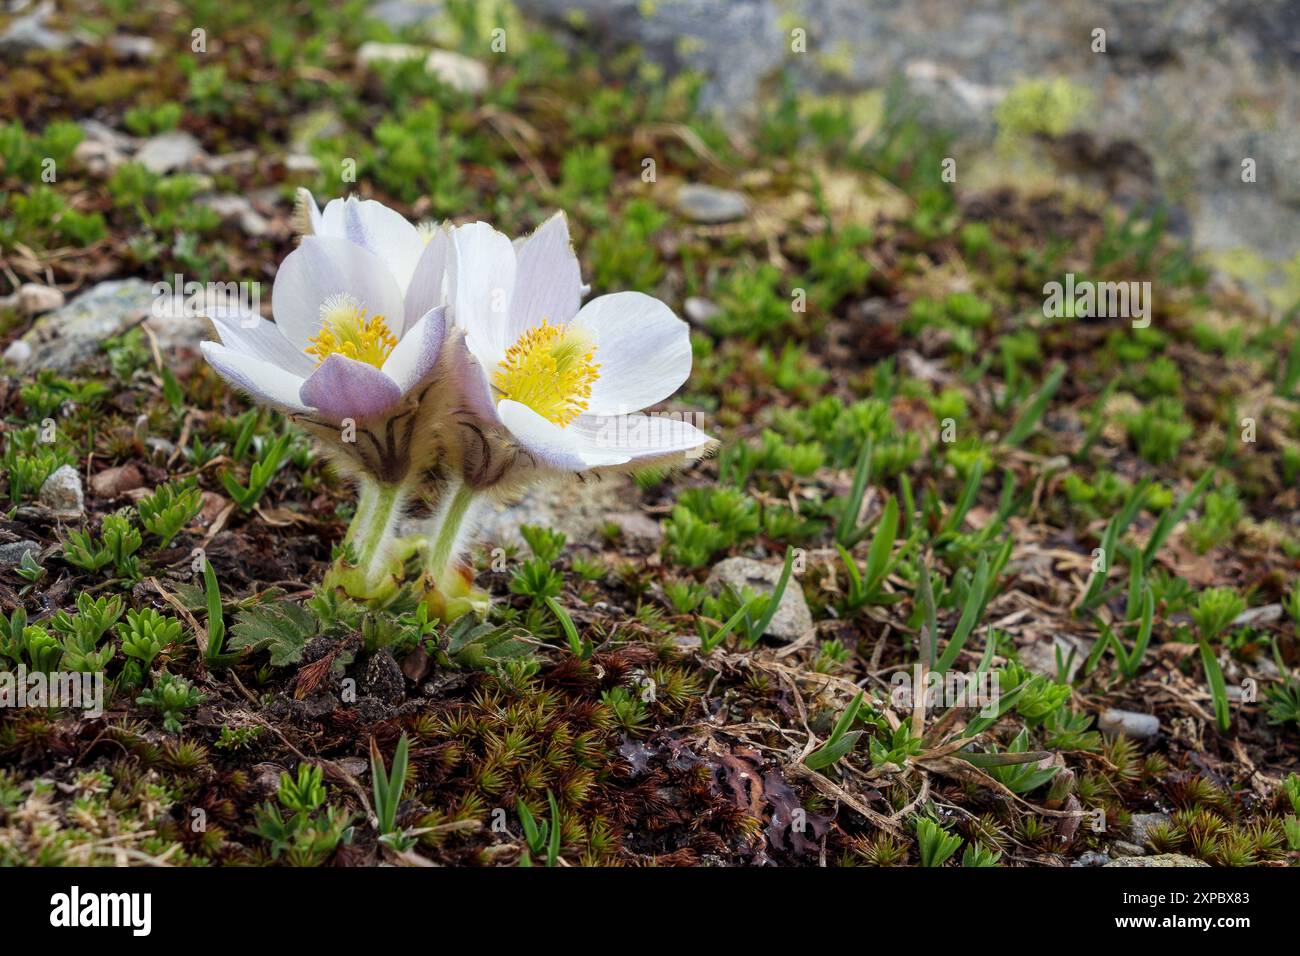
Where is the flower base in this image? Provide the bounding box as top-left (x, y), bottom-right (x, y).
top-left (420, 562), bottom-right (489, 622)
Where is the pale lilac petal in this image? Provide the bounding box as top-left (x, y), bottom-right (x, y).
top-left (567, 412), bottom-right (714, 465)
top-left (299, 354), bottom-right (402, 421)
top-left (208, 310), bottom-right (316, 378)
top-left (201, 341), bottom-right (309, 415)
top-left (403, 227), bottom-right (450, 335)
top-left (381, 306), bottom-right (446, 394)
top-left (320, 197), bottom-right (423, 292)
top-left (445, 331), bottom-right (499, 424)
top-left (271, 237), bottom-right (405, 352)
top-left (448, 221), bottom-right (515, 366)
top-left (570, 292), bottom-right (692, 415)
top-left (496, 400), bottom-right (631, 472)
top-left (509, 212), bottom-right (581, 339)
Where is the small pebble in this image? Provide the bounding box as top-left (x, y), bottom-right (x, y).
top-left (675, 183), bottom-right (750, 224)
top-left (3, 339), bottom-right (33, 365)
top-left (1105, 853), bottom-right (1207, 868)
top-left (38, 465), bottom-right (85, 519)
top-left (0, 540), bottom-right (40, 569)
top-left (1111, 840), bottom-right (1146, 857)
top-left (684, 296), bottom-right (721, 328)
top-left (1129, 811), bottom-right (1171, 846)
top-left (16, 283), bottom-right (65, 316)
top-left (1098, 708), bottom-right (1160, 740)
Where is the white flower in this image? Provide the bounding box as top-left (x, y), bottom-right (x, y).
top-left (441, 213), bottom-right (715, 486)
top-left (201, 195), bottom-right (451, 481)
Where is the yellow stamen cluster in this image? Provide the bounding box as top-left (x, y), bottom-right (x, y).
top-left (305, 294), bottom-right (397, 368)
top-left (493, 320), bottom-right (600, 427)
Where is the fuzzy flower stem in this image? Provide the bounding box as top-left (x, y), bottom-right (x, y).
top-left (419, 476), bottom-right (489, 620)
top-left (424, 478), bottom-right (476, 585)
top-left (337, 477), bottom-right (412, 598)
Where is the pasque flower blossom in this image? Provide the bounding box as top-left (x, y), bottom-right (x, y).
top-left (201, 193), bottom-right (453, 597)
top-left (420, 213), bottom-right (715, 616)
top-left (201, 192), bottom-right (714, 614)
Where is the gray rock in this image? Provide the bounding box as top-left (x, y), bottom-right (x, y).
top-left (200, 194), bottom-right (271, 237)
top-left (74, 120), bottom-right (137, 176)
top-left (1020, 633), bottom-right (1092, 682)
top-left (1098, 708), bottom-right (1160, 740)
top-left (1129, 812), bottom-right (1172, 846)
top-left (1071, 851), bottom-right (1110, 867)
top-left (38, 465), bottom-right (84, 519)
top-left (284, 153), bottom-right (322, 175)
top-left (78, 119), bottom-right (138, 154)
top-left (206, 149), bottom-right (259, 173)
top-left (404, 476), bottom-right (638, 550)
top-left (675, 184), bottom-right (750, 224)
top-left (370, 0), bottom-right (444, 29)
top-left (335, 756), bottom-right (369, 778)
top-left (513, 0), bottom-right (1300, 298)
top-left (0, 2), bottom-right (71, 54)
top-left (6, 279), bottom-right (211, 374)
top-left (0, 540), bottom-right (41, 569)
top-left (604, 510), bottom-right (662, 548)
top-left (1231, 603), bottom-right (1283, 627)
top-left (135, 131), bottom-right (205, 175)
top-left (425, 49), bottom-right (489, 94)
top-left (683, 296), bottom-right (721, 328)
top-left (15, 283), bottom-right (65, 316)
top-left (2, 339), bottom-right (32, 365)
top-left (515, 0), bottom-right (780, 121)
top-left (1111, 840), bottom-right (1146, 857)
top-left (356, 40), bottom-right (426, 67)
top-left (0, 282), bottom-right (64, 317)
top-left (706, 556), bottom-right (812, 642)
top-left (1105, 853), bottom-right (1208, 868)
top-left (356, 41), bottom-right (489, 93)
top-left (108, 34), bottom-right (156, 59)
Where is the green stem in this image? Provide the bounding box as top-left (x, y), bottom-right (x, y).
top-left (344, 479), bottom-right (410, 593)
top-left (424, 478), bottom-right (477, 585)
top-left (343, 481), bottom-right (380, 552)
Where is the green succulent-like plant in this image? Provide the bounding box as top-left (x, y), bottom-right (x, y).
top-left (136, 672), bottom-right (202, 732)
top-left (51, 593), bottom-right (124, 673)
top-left (117, 608), bottom-right (183, 669)
top-left (916, 816), bottom-right (963, 867)
top-left (136, 479), bottom-right (203, 548)
top-left (252, 762), bottom-right (354, 865)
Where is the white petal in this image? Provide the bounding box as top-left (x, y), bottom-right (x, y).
top-left (496, 400), bottom-right (630, 472)
top-left (208, 310), bottom-right (317, 378)
top-left (448, 221), bottom-right (515, 366)
top-left (567, 412), bottom-right (714, 464)
top-left (402, 226), bottom-right (450, 336)
top-left (201, 341), bottom-right (309, 415)
top-left (320, 197), bottom-right (423, 292)
top-left (510, 211), bottom-right (581, 339)
top-left (571, 292), bottom-right (692, 415)
top-left (307, 193), bottom-right (323, 233)
top-left (270, 236), bottom-right (406, 352)
top-left (382, 306), bottom-right (446, 394)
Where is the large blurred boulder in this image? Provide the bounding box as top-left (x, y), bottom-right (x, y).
top-left (3, 279), bottom-right (212, 373)
top-left (508, 0), bottom-right (1300, 299)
